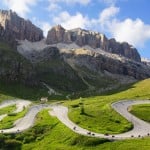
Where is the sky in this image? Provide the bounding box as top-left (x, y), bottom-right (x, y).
top-left (0, 0), bottom-right (150, 59)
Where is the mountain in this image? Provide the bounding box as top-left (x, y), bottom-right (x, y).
top-left (46, 25), bottom-right (141, 62)
top-left (0, 10), bottom-right (150, 96)
top-left (0, 10), bottom-right (43, 43)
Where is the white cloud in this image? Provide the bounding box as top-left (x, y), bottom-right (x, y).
top-left (2, 0), bottom-right (38, 17)
top-left (96, 6), bottom-right (150, 47)
top-left (41, 22), bottom-right (51, 37)
top-left (53, 11), bottom-right (89, 30)
top-left (32, 17), bottom-right (51, 37)
top-left (109, 18), bottom-right (150, 47)
top-left (99, 6), bottom-right (119, 26)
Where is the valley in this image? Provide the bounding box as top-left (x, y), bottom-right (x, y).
top-left (0, 79), bottom-right (150, 149)
top-left (0, 9), bottom-right (150, 150)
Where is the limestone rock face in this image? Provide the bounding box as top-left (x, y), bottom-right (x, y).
top-left (46, 25), bottom-right (141, 62)
top-left (0, 10), bottom-right (43, 42)
top-left (62, 50), bottom-right (150, 80)
top-left (108, 38), bottom-right (141, 62)
top-left (46, 25), bottom-right (65, 44)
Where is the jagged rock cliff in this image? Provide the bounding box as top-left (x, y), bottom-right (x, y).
top-left (0, 41), bottom-right (37, 85)
top-left (46, 25), bottom-right (141, 62)
top-left (62, 49), bottom-right (150, 80)
top-left (0, 10), bottom-right (43, 42)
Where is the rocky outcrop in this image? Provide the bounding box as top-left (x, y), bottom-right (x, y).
top-left (46, 25), bottom-right (65, 44)
top-left (62, 49), bottom-right (150, 80)
top-left (46, 25), bottom-right (141, 62)
top-left (0, 10), bottom-right (43, 42)
top-left (0, 41), bottom-right (37, 85)
top-left (108, 38), bottom-right (140, 62)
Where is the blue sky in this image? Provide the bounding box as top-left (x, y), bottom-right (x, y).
top-left (0, 0), bottom-right (150, 59)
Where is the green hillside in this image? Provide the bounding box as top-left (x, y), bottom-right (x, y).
top-left (66, 79), bottom-right (150, 134)
top-left (130, 104), bottom-right (150, 123)
top-left (0, 79), bottom-right (150, 150)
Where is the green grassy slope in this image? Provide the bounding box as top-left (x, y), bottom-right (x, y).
top-left (0, 107), bottom-right (28, 129)
top-left (66, 78), bottom-right (150, 134)
top-left (0, 79), bottom-right (150, 149)
top-left (0, 105), bottom-right (16, 115)
top-left (0, 82), bottom-right (49, 101)
top-left (35, 59), bottom-right (87, 92)
top-left (130, 104), bottom-right (150, 123)
top-left (1, 109), bottom-right (150, 150)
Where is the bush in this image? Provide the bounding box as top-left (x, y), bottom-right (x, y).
top-left (23, 136), bottom-right (35, 144)
top-left (71, 104), bottom-right (79, 108)
top-left (4, 139), bottom-right (22, 150)
top-left (70, 135), bottom-right (109, 146)
top-left (114, 120), bottom-right (121, 123)
top-left (0, 134), bottom-right (6, 148)
top-left (8, 113), bottom-right (17, 116)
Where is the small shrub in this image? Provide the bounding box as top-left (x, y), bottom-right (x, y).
top-left (8, 113), bottom-right (17, 116)
top-left (4, 139), bottom-right (22, 150)
top-left (114, 120), bottom-right (121, 123)
top-left (23, 136), bottom-right (35, 144)
top-left (71, 104), bottom-right (79, 108)
top-left (70, 135), bottom-right (109, 146)
top-left (36, 136), bottom-right (44, 141)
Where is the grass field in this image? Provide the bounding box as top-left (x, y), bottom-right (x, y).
top-left (1, 109), bottom-right (150, 150)
top-left (66, 79), bottom-right (150, 134)
top-left (22, 110), bottom-right (150, 150)
top-left (0, 106), bottom-right (28, 129)
top-left (130, 104), bottom-right (150, 123)
top-left (0, 79), bottom-right (150, 149)
top-left (0, 105), bottom-right (16, 115)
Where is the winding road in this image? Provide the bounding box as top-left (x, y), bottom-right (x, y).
top-left (0, 100), bottom-right (31, 121)
top-left (0, 99), bottom-right (150, 140)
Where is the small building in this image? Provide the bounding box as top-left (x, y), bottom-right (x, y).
top-left (40, 97), bottom-right (48, 103)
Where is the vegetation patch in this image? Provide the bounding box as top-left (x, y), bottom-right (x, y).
top-left (66, 79), bottom-right (150, 134)
top-left (130, 104), bottom-right (150, 122)
top-left (0, 107), bottom-right (28, 129)
top-left (0, 77), bottom-right (150, 149)
top-left (0, 105), bottom-right (16, 115)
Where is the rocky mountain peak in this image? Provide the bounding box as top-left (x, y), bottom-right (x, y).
top-left (53, 24), bottom-right (65, 31)
top-left (46, 25), bottom-right (141, 62)
top-left (46, 24), bottom-right (65, 44)
top-left (0, 9), bottom-right (43, 42)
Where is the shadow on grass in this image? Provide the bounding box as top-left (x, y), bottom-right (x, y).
top-left (80, 112), bottom-right (94, 118)
top-left (0, 81), bottom-right (48, 101)
top-left (70, 135), bottom-right (110, 146)
top-left (69, 81), bottom-right (137, 100)
top-left (0, 81), bottom-right (67, 101)
top-left (0, 79), bottom-right (145, 102)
